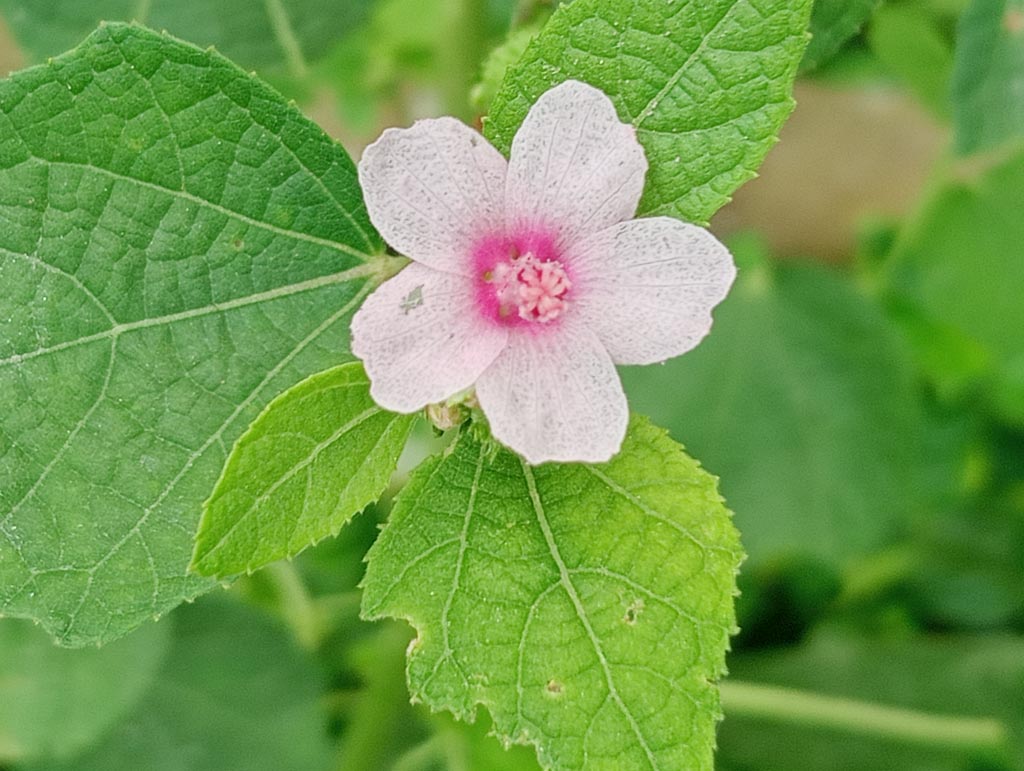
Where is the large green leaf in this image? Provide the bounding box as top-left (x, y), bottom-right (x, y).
top-left (0, 0), bottom-right (373, 75)
top-left (484, 0), bottom-right (813, 225)
top-left (32, 597), bottom-right (333, 771)
top-left (719, 629), bottom-right (1024, 770)
top-left (191, 363), bottom-right (415, 577)
top-left (622, 259), bottom-right (927, 567)
top-left (0, 617), bottom-right (169, 763)
top-left (952, 0), bottom-right (1024, 155)
top-left (362, 416), bottom-right (743, 771)
top-left (0, 23), bottom-right (391, 646)
top-left (888, 151), bottom-right (1024, 424)
top-left (802, 0), bottom-right (879, 72)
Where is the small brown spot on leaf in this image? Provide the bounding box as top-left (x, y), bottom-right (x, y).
top-left (624, 598), bottom-right (645, 625)
top-left (545, 679), bottom-right (563, 697)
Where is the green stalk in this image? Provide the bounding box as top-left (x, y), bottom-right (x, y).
top-left (438, 0), bottom-right (488, 119)
top-left (264, 0), bottom-right (310, 80)
top-left (263, 561), bottom-right (320, 650)
top-left (720, 680), bottom-right (1008, 754)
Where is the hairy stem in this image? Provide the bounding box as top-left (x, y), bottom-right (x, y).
top-left (720, 680), bottom-right (1008, 754)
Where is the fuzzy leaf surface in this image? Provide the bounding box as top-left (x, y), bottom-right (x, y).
top-left (484, 0), bottom-right (812, 225)
top-left (362, 417), bottom-right (743, 771)
top-left (0, 23), bottom-right (385, 646)
top-left (192, 363), bottom-right (415, 577)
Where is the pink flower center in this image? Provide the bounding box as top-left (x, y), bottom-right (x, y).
top-left (473, 232), bottom-right (572, 328)
top-left (488, 252), bottom-right (571, 323)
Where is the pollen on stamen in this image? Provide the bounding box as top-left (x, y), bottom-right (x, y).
top-left (516, 256), bottom-right (571, 322)
top-left (483, 250), bottom-right (571, 325)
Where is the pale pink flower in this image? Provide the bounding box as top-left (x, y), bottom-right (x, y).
top-left (351, 81), bottom-right (736, 464)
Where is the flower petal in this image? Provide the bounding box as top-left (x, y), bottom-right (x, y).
top-left (475, 320), bottom-right (628, 464)
top-left (506, 80), bottom-right (647, 247)
top-left (571, 217), bottom-right (736, 365)
top-left (352, 263), bottom-right (508, 412)
top-left (359, 117), bottom-right (507, 275)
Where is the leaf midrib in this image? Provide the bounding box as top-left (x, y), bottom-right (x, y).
top-left (521, 461), bottom-right (659, 770)
top-left (630, 0), bottom-right (738, 128)
top-left (0, 260), bottom-right (383, 368)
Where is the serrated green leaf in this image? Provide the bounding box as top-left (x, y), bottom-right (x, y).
top-left (952, 0), bottom-right (1024, 155)
top-left (0, 617), bottom-right (169, 764)
top-left (622, 261), bottom-right (928, 567)
top-left (719, 629), bottom-right (1024, 770)
top-left (191, 363), bottom-right (415, 577)
top-left (0, 0), bottom-right (373, 75)
top-left (362, 416), bottom-right (743, 771)
top-left (888, 151), bottom-right (1024, 424)
top-left (802, 0), bottom-right (879, 72)
top-left (31, 596), bottom-right (333, 771)
top-left (471, 24), bottom-right (542, 115)
top-left (483, 0), bottom-right (813, 225)
top-left (0, 23), bottom-right (389, 646)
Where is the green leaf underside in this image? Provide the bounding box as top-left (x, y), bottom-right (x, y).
top-left (0, 617), bottom-right (169, 764)
top-left (622, 263), bottom-right (925, 566)
top-left (802, 0), bottom-right (879, 72)
top-left (362, 416), bottom-right (743, 771)
top-left (32, 597), bottom-right (333, 771)
top-left (192, 363), bottom-right (415, 577)
top-left (0, 23), bottom-right (385, 646)
top-left (483, 0), bottom-right (813, 225)
top-left (889, 151), bottom-right (1024, 423)
top-left (952, 0), bottom-right (1024, 155)
top-left (0, 0), bottom-right (373, 73)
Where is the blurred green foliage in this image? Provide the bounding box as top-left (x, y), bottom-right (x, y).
top-left (0, 0), bottom-right (1021, 769)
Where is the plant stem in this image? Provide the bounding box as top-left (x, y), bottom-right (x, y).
top-left (264, 561), bottom-right (320, 650)
top-left (719, 680), bottom-right (1008, 754)
top-left (391, 736), bottom-right (445, 771)
top-left (264, 0), bottom-right (310, 80)
top-left (438, 0), bottom-right (488, 119)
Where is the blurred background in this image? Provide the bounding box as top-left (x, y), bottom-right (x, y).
top-left (0, 0), bottom-right (1021, 769)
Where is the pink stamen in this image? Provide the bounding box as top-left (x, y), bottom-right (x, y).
top-left (487, 251), bottom-right (571, 324)
top-left (472, 230), bottom-right (572, 328)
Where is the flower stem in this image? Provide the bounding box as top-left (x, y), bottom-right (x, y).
top-left (719, 680), bottom-right (1008, 754)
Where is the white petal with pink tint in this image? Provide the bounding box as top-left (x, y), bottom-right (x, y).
top-left (351, 263), bottom-right (508, 412)
top-left (359, 117), bottom-right (507, 275)
top-left (505, 80), bottom-right (648, 248)
top-left (475, 320), bottom-right (629, 464)
top-left (571, 217), bottom-right (736, 365)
